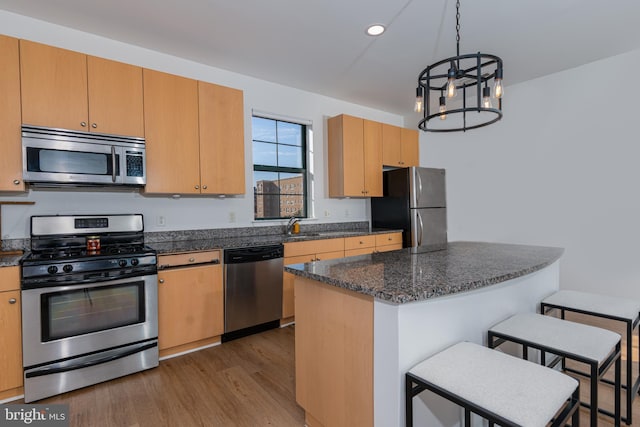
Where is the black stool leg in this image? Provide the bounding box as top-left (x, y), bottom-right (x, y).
top-left (464, 408), bottom-right (471, 427)
top-left (616, 342), bottom-right (621, 427)
top-left (572, 387), bottom-right (581, 427)
top-left (405, 375), bottom-right (413, 427)
top-left (590, 363), bottom-right (598, 427)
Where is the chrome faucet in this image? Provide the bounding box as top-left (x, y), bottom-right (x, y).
top-left (286, 217), bottom-right (300, 235)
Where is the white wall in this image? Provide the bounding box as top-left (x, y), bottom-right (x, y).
top-left (417, 48), bottom-right (640, 299)
top-left (0, 10), bottom-right (403, 239)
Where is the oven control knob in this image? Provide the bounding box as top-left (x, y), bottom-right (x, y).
top-left (130, 258), bottom-right (139, 266)
top-left (119, 259), bottom-right (128, 267)
top-left (47, 266), bottom-right (58, 274)
top-left (63, 264), bottom-right (74, 273)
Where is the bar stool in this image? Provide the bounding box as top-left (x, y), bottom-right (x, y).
top-left (488, 313), bottom-right (622, 427)
top-left (541, 289), bottom-right (640, 424)
top-left (405, 341), bottom-right (580, 427)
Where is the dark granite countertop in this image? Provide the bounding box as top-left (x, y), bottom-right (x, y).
top-left (150, 229), bottom-right (401, 254)
top-left (285, 241), bottom-right (564, 304)
top-left (0, 253), bottom-right (22, 268)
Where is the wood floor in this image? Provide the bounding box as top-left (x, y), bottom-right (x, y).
top-left (10, 316), bottom-right (640, 426)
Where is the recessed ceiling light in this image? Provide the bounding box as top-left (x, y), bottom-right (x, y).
top-left (366, 24), bottom-right (386, 36)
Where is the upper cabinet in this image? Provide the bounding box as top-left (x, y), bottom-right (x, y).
top-left (0, 35), bottom-right (24, 192)
top-left (20, 40), bottom-right (144, 137)
top-left (198, 81), bottom-right (245, 195)
top-left (143, 69), bottom-right (201, 194)
top-left (382, 124), bottom-right (419, 167)
top-left (328, 114), bottom-right (382, 197)
top-left (143, 71), bottom-right (246, 195)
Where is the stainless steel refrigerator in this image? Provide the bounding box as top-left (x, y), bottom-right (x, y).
top-left (371, 167), bottom-right (447, 253)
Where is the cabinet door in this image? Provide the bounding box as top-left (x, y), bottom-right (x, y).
top-left (328, 114), bottom-right (365, 197)
top-left (400, 128), bottom-right (420, 166)
top-left (20, 40), bottom-right (88, 131)
top-left (158, 264), bottom-right (223, 351)
top-left (0, 36), bottom-right (24, 192)
top-left (282, 271), bottom-right (295, 319)
top-left (87, 56), bottom-right (144, 137)
top-left (199, 81), bottom-right (245, 194)
top-left (143, 69), bottom-right (200, 194)
top-left (363, 119), bottom-right (382, 197)
top-left (0, 266), bottom-right (22, 395)
top-left (382, 123), bottom-right (402, 167)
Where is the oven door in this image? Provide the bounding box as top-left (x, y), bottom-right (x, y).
top-left (23, 137), bottom-right (125, 185)
top-left (21, 274), bottom-right (158, 368)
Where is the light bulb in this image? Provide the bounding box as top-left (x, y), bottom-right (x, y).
top-left (414, 87), bottom-right (424, 113)
top-left (446, 67), bottom-right (457, 98)
top-left (439, 96), bottom-right (447, 120)
top-left (482, 87), bottom-right (492, 108)
top-left (494, 68), bottom-right (504, 98)
top-left (494, 78), bottom-right (503, 98)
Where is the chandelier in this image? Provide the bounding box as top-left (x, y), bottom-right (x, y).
top-left (414, 0), bottom-right (503, 132)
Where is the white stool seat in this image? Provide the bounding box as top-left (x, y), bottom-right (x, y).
top-left (489, 313), bottom-right (621, 363)
top-left (542, 290), bottom-right (640, 321)
top-left (408, 341), bottom-right (578, 427)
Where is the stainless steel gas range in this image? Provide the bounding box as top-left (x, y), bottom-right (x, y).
top-left (20, 214), bottom-right (158, 403)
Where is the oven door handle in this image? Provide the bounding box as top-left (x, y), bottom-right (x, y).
top-left (25, 340), bottom-right (157, 378)
top-left (111, 145), bottom-right (117, 183)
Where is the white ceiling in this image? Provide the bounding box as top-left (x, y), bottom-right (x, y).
top-left (1, 0), bottom-right (640, 117)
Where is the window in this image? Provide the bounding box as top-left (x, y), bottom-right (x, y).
top-left (252, 116), bottom-right (307, 220)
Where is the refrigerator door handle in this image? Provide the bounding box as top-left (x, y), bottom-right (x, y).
top-left (416, 211), bottom-right (424, 247)
top-left (415, 168), bottom-right (423, 206)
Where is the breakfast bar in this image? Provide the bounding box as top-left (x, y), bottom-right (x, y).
top-left (285, 241), bottom-right (564, 427)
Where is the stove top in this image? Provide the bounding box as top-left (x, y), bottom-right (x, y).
top-left (21, 214), bottom-right (157, 288)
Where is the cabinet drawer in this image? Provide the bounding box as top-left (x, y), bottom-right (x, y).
top-left (157, 250), bottom-right (221, 268)
top-left (345, 247), bottom-right (375, 257)
top-left (314, 250), bottom-right (344, 262)
top-left (376, 243), bottom-right (403, 253)
top-left (285, 254), bottom-right (317, 265)
top-left (0, 266), bottom-right (20, 292)
top-left (285, 238), bottom-right (344, 258)
top-left (375, 232), bottom-right (402, 247)
top-left (344, 235), bottom-right (376, 251)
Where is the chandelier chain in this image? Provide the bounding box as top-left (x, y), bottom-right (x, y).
top-left (455, 0), bottom-right (461, 57)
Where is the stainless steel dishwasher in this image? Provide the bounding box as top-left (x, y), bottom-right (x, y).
top-left (223, 244), bottom-right (284, 341)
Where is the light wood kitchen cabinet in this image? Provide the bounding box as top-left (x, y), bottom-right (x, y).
top-left (0, 35), bottom-right (24, 192)
top-left (20, 40), bottom-right (144, 136)
top-left (282, 238), bottom-right (345, 319)
top-left (375, 232), bottom-right (403, 252)
top-left (382, 124), bottom-right (420, 167)
top-left (344, 235), bottom-right (377, 257)
top-left (198, 81), bottom-right (245, 195)
top-left (143, 69), bottom-right (201, 194)
top-left (328, 114), bottom-right (382, 197)
top-left (144, 70), bottom-right (246, 195)
top-left (0, 266), bottom-right (23, 400)
top-left (157, 251), bottom-right (223, 358)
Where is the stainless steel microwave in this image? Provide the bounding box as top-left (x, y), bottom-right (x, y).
top-left (22, 125), bottom-right (146, 187)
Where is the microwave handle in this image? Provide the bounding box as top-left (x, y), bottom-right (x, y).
top-left (111, 146), bottom-right (117, 183)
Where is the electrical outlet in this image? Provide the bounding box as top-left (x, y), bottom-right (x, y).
top-left (324, 210), bottom-right (331, 217)
top-left (229, 212), bottom-right (236, 223)
top-left (157, 216), bottom-right (166, 227)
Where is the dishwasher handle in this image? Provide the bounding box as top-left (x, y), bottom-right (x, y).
top-left (224, 244), bottom-right (284, 264)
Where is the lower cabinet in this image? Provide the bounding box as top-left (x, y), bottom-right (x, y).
top-left (282, 238), bottom-right (345, 320)
top-left (0, 266), bottom-right (22, 400)
top-left (375, 232), bottom-right (403, 252)
top-left (157, 251), bottom-right (223, 358)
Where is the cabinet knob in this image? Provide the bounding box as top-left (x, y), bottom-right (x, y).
top-left (159, 279), bottom-right (165, 284)
top-left (202, 185), bottom-right (208, 190)
top-left (13, 179), bottom-right (20, 185)
top-left (195, 185), bottom-right (200, 190)
top-left (9, 298), bottom-right (16, 304)
top-left (189, 257), bottom-right (196, 263)
top-left (80, 122), bottom-right (87, 127)
top-left (91, 123), bottom-right (97, 128)
top-left (315, 257), bottom-right (320, 261)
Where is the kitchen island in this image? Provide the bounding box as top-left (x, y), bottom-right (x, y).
top-left (285, 241), bottom-right (564, 427)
